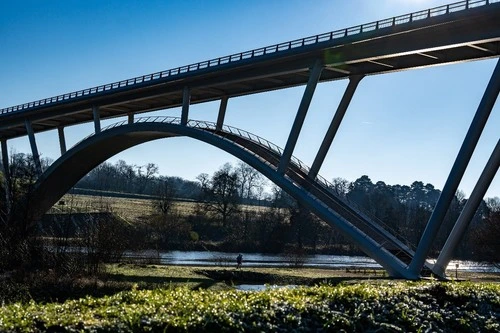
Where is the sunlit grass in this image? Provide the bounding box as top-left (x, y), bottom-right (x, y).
top-left (1, 281), bottom-right (498, 332)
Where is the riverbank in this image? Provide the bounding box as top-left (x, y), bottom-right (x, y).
top-left (108, 263), bottom-right (500, 287)
top-left (3, 264), bottom-right (498, 305)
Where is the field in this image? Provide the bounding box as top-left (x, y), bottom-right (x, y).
top-left (50, 194), bottom-right (172, 220)
top-left (50, 193), bottom-right (267, 221)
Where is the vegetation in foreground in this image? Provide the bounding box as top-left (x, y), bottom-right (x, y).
top-left (1, 155), bottom-right (499, 331)
top-left (3, 263), bottom-right (498, 305)
top-left (0, 281), bottom-right (498, 332)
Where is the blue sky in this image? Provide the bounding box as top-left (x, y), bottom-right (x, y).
top-left (1, 0), bottom-right (498, 198)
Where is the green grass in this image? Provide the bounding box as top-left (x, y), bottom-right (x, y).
top-left (1, 281), bottom-right (498, 332)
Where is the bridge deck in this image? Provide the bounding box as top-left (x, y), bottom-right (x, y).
top-left (1, 0), bottom-right (499, 140)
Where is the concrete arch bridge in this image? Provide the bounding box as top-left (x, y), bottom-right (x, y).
top-left (1, 0), bottom-right (499, 278)
top-left (33, 116), bottom-right (422, 278)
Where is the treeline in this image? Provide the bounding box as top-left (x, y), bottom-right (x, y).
top-left (75, 159), bottom-right (499, 262)
top-left (335, 175), bottom-right (493, 257)
top-left (76, 160), bottom-right (202, 200)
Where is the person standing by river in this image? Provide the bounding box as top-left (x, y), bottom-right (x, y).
top-left (236, 254), bottom-right (242, 269)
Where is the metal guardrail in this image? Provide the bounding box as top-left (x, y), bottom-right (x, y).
top-left (1, 0), bottom-right (497, 116)
top-left (77, 116), bottom-right (415, 249)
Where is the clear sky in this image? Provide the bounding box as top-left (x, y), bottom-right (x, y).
top-left (1, 0), bottom-right (498, 198)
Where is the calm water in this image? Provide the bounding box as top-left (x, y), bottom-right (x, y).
top-left (124, 250), bottom-right (499, 273)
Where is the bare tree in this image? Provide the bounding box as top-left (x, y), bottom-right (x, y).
top-left (330, 177), bottom-right (351, 197)
top-left (153, 178), bottom-right (177, 215)
top-left (199, 163), bottom-right (241, 227)
top-left (136, 163), bottom-right (159, 193)
top-left (78, 201), bottom-right (131, 275)
top-left (196, 173), bottom-right (210, 192)
top-left (115, 159), bottom-right (136, 192)
top-left (486, 197), bottom-right (500, 213)
top-left (150, 178), bottom-right (179, 253)
top-left (235, 161), bottom-right (265, 200)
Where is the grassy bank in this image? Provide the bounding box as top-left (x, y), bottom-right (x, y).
top-left (1, 280), bottom-right (498, 332)
top-left (107, 263), bottom-right (500, 286)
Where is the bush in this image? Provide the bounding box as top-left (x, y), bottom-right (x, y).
top-left (0, 282), bottom-right (499, 332)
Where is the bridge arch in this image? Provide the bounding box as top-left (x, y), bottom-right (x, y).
top-left (33, 119), bottom-right (417, 279)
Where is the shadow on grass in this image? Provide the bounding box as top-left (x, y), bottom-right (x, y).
top-left (195, 269), bottom-right (393, 286)
top-left (2, 273), bottom-right (220, 305)
top-left (311, 276), bottom-right (395, 286)
top-left (107, 273), bottom-right (210, 285)
top-left (106, 273), bottom-right (220, 290)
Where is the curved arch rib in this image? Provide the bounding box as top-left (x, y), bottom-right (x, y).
top-left (32, 117), bottom-right (419, 278)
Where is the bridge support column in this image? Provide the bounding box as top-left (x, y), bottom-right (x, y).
top-left (216, 96), bottom-right (229, 131)
top-left (433, 139), bottom-right (500, 277)
top-left (278, 60), bottom-right (323, 174)
top-left (57, 127), bottom-right (66, 155)
top-left (128, 113), bottom-right (134, 124)
top-left (309, 75), bottom-right (364, 179)
top-left (181, 86), bottom-right (190, 126)
top-left (1, 139), bottom-right (10, 213)
top-left (1, 139), bottom-right (9, 182)
top-left (25, 120), bottom-right (42, 175)
top-left (92, 105), bottom-right (101, 134)
top-left (409, 58), bottom-right (500, 276)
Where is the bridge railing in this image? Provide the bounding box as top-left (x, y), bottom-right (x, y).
top-left (186, 119), bottom-right (415, 250)
top-left (1, 0), bottom-right (497, 116)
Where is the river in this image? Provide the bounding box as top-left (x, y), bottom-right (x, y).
top-left (123, 250), bottom-right (499, 273)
